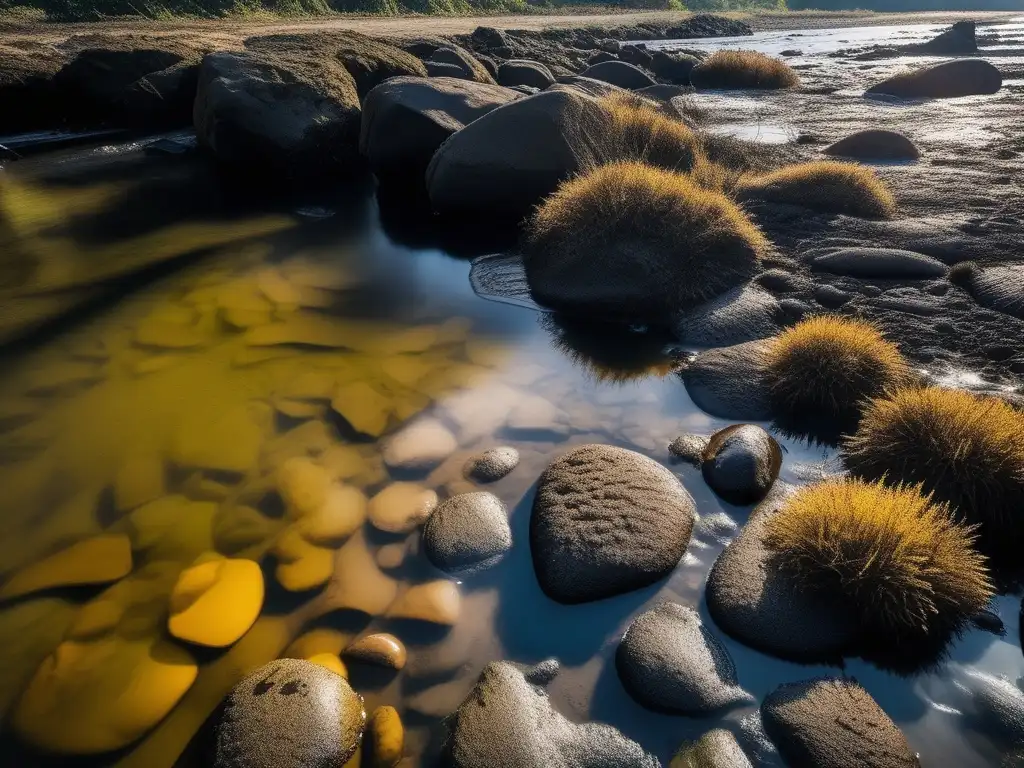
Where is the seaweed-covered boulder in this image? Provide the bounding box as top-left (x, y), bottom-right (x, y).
top-left (360, 76), bottom-right (520, 177)
top-left (531, 444), bottom-right (696, 603)
top-left (245, 31), bottom-right (427, 100)
top-left (866, 59), bottom-right (1001, 99)
top-left (824, 130), bottom-right (920, 160)
top-left (442, 660), bottom-right (659, 768)
top-left (193, 50), bottom-right (361, 179)
top-left (206, 658), bottom-right (365, 767)
top-left (761, 678), bottom-right (918, 768)
top-left (498, 59), bottom-right (555, 90)
top-left (617, 602), bottom-right (754, 715)
top-left (581, 60), bottom-right (657, 90)
top-left (426, 88), bottom-right (608, 219)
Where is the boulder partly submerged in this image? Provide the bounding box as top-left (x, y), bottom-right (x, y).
top-left (866, 59), bottom-right (1001, 99)
top-left (824, 129), bottom-right (920, 161)
top-left (441, 660), bottom-right (659, 768)
top-left (531, 444), bottom-right (696, 604)
top-left (193, 49), bottom-right (361, 179)
top-left (360, 76), bottom-right (521, 178)
top-left (680, 340), bottom-right (774, 422)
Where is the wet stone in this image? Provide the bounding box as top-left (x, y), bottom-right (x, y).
top-left (616, 602), bottom-right (754, 715)
top-left (386, 580), bottom-right (460, 626)
top-left (382, 418), bottom-right (458, 474)
top-left (344, 633), bottom-right (407, 671)
top-left (463, 446), bottom-right (520, 483)
top-left (272, 529), bottom-right (335, 592)
top-left (368, 482), bottom-right (438, 534)
top-left (423, 491), bottom-right (511, 573)
top-left (320, 531), bottom-right (399, 616)
top-left (207, 658), bottom-right (365, 768)
top-left (367, 705), bottom-right (404, 768)
top-left (168, 557), bottom-right (264, 648)
top-left (331, 381), bottom-right (393, 437)
top-left (701, 424), bottom-right (782, 505)
top-left (681, 341), bottom-right (773, 421)
top-left (503, 395), bottom-right (569, 440)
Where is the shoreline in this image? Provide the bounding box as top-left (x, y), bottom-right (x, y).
top-left (1, 10), bottom-right (1020, 44)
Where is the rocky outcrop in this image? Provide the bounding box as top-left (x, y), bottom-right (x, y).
top-left (915, 21), bottom-right (978, 55)
top-left (824, 130), bottom-right (920, 160)
top-left (866, 59), bottom-right (1001, 99)
top-left (360, 76), bottom-right (520, 178)
top-left (531, 444), bottom-right (695, 603)
top-left (193, 49), bottom-right (361, 179)
top-left (426, 46), bottom-right (496, 85)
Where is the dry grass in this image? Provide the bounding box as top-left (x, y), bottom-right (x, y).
top-left (764, 316), bottom-right (911, 424)
top-left (594, 93), bottom-right (703, 175)
top-left (524, 161), bottom-right (768, 320)
top-left (765, 479), bottom-right (992, 640)
top-left (736, 161), bottom-right (897, 219)
top-left (690, 50), bottom-right (800, 90)
top-left (843, 387), bottom-right (1024, 559)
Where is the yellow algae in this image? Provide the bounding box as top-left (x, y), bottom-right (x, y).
top-left (22, 359), bottom-right (104, 396)
top-left (244, 313), bottom-right (357, 348)
top-left (331, 380), bottom-right (393, 437)
top-left (0, 597), bottom-right (77, 721)
top-left (181, 471), bottom-right (234, 502)
top-left (277, 457), bottom-right (333, 518)
top-left (368, 705), bottom-right (404, 768)
top-left (168, 404), bottom-right (265, 475)
top-left (256, 267), bottom-right (302, 308)
top-left (168, 558), bottom-right (264, 648)
top-left (387, 581), bottom-right (461, 626)
top-left (114, 454), bottom-right (166, 512)
top-left (368, 483), bottom-right (438, 535)
top-left (318, 530), bottom-right (398, 617)
top-left (279, 257), bottom-right (357, 291)
top-left (0, 175), bottom-right (125, 239)
top-left (12, 636), bottom-right (198, 754)
top-left (307, 652), bottom-right (349, 677)
top-left (0, 534), bottom-right (132, 601)
top-left (276, 370), bottom-right (336, 402)
top-left (344, 633), bottom-right (407, 671)
top-left (377, 325), bottom-right (439, 355)
top-left (273, 529), bottom-right (335, 592)
top-left (273, 396), bottom-right (325, 420)
top-left (125, 496), bottom-right (215, 565)
top-left (296, 486), bottom-right (367, 545)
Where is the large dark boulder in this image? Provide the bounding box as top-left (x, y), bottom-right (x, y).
top-left (497, 59), bottom-right (555, 90)
top-left (916, 20), bottom-right (977, 55)
top-left (618, 44), bottom-right (654, 69)
top-left (442, 660), bottom-right (659, 768)
top-left (581, 60), bottom-right (656, 90)
top-left (426, 46), bottom-right (497, 85)
top-left (824, 129), bottom-right (920, 160)
top-left (207, 658), bottom-right (365, 767)
top-left (761, 678), bottom-right (918, 768)
top-left (531, 444), bottom-right (695, 604)
top-left (245, 31), bottom-right (426, 100)
top-left (360, 76), bottom-right (520, 178)
top-left (650, 50), bottom-right (699, 84)
top-left (866, 59), bottom-right (1001, 99)
top-left (471, 26), bottom-right (510, 51)
top-left (426, 88), bottom-right (608, 219)
top-left (193, 50), bottom-right (361, 179)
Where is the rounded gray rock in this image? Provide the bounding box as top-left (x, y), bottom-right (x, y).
top-left (706, 485), bottom-right (858, 662)
top-left (811, 248), bottom-right (946, 279)
top-left (681, 341), bottom-right (773, 422)
top-left (208, 658), bottom-right (365, 768)
top-left (675, 285), bottom-right (782, 347)
top-left (531, 444), bottom-right (696, 604)
top-left (464, 446), bottom-right (520, 483)
top-left (443, 660), bottom-right (659, 768)
top-left (958, 668), bottom-right (1024, 748)
top-left (671, 729), bottom-right (753, 768)
top-left (581, 60), bottom-right (656, 90)
top-left (761, 677), bottom-right (917, 768)
top-left (616, 602), bottom-right (754, 715)
top-left (701, 424), bottom-right (782, 505)
top-left (498, 59), bottom-right (555, 90)
top-left (423, 491), bottom-right (511, 573)
top-left (824, 130), bottom-right (920, 160)
top-left (954, 262), bottom-right (1024, 319)
top-left (866, 58), bottom-right (1001, 99)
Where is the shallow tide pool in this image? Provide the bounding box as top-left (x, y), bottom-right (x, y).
top-left (0, 91), bottom-right (1021, 767)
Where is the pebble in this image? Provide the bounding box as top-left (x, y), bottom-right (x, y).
top-left (463, 446), bottom-right (520, 482)
top-left (368, 482), bottom-right (438, 534)
top-left (344, 633), bottom-right (407, 671)
top-left (386, 580), bottom-right (461, 626)
top-left (382, 418), bottom-right (458, 474)
top-left (168, 558), bottom-right (264, 648)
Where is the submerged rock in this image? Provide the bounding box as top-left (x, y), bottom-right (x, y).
top-left (207, 658), bottom-right (365, 768)
top-left (617, 602), bottom-right (754, 715)
top-left (581, 60), bottom-right (656, 90)
top-left (823, 130), bottom-right (920, 161)
top-left (701, 424), bottom-right (782, 505)
top-left (368, 482), bottom-right (438, 534)
top-left (424, 491), bottom-right (512, 573)
top-left (0, 534), bottom-right (132, 601)
top-left (382, 418), bottom-right (458, 474)
top-left (670, 729), bottom-right (753, 768)
top-left (193, 49), bottom-right (361, 179)
top-left (386, 580), bottom-right (461, 625)
top-left (866, 59), bottom-right (1001, 99)
top-left (367, 705), bottom-right (404, 768)
top-left (344, 633), bottom-right (407, 671)
top-left (442, 660), bottom-right (659, 768)
top-left (761, 677), bottom-right (917, 768)
top-left (464, 446), bottom-right (520, 482)
top-left (531, 444), bottom-right (695, 603)
top-left (168, 557), bottom-right (264, 648)
top-left (680, 341), bottom-right (773, 421)
top-left (360, 76), bottom-right (520, 178)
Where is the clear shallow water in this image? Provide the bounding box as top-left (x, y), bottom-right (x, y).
top-left (0, 127), bottom-right (1021, 766)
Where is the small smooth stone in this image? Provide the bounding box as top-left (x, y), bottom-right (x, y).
top-left (332, 381), bottom-right (393, 437)
top-left (368, 482), bottom-right (438, 534)
top-left (701, 424), bottom-right (782, 505)
top-left (207, 658), bottom-right (365, 768)
top-left (168, 558), bottom-right (264, 648)
top-left (321, 532), bottom-right (399, 616)
top-left (811, 248), bottom-right (946, 279)
top-left (277, 457), bottom-right (333, 518)
top-left (307, 653), bottom-right (349, 678)
top-left (0, 535), bottom-right (132, 601)
top-left (12, 637), bottom-right (198, 754)
top-left (386, 580), bottom-right (461, 626)
top-left (382, 419), bottom-right (458, 474)
top-left (295, 486), bottom-right (367, 545)
top-left (114, 454), bottom-right (166, 512)
top-left (344, 633), bottom-right (407, 671)
top-left (504, 395), bottom-right (568, 439)
top-left (273, 529), bottom-right (335, 592)
top-left (376, 543), bottom-right (407, 570)
top-left (368, 705), bottom-right (404, 768)
top-left (423, 491), bottom-right (512, 573)
top-left (463, 446), bottom-right (520, 482)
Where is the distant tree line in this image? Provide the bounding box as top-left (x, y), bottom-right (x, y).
top-left (788, 0), bottom-right (1023, 9)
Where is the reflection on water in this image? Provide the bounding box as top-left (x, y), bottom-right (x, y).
top-left (0, 137), bottom-right (1020, 767)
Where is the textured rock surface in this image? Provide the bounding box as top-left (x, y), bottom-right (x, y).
top-left (617, 602), bottom-right (753, 715)
top-left (824, 130), bottom-right (920, 160)
top-left (498, 59), bottom-right (555, 90)
top-left (761, 677), bottom-right (918, 768)
top-left (581, 60), bottom-right (656, 90)
top-left (423, 491), bottom-right (512, 573)
top-left (680, 341), bottom-right (773, 421)
top-left (442, 660), bottom-right (660, 768)
top-left (811, 248), bottom-right (946, 279)
top-left (675, 285), bottom-right (781, 347)
top-left (955, 263), bottom-right (1024, 319)
top-left (208, 658), bottom-right (365, 768)
top-left (866, 59), bottom-right (1001, 99)
top-left (531, 444), bottom-right (695, 603)
top-left (669, 729), bottom-right (753, 768)
top-left (700, 424), bottom-right (782, 505)
top-left (464, 446), bottom-right (520, 482)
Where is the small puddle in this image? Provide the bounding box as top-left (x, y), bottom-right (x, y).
top-left (708, 122), bottom-right (794, 144)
